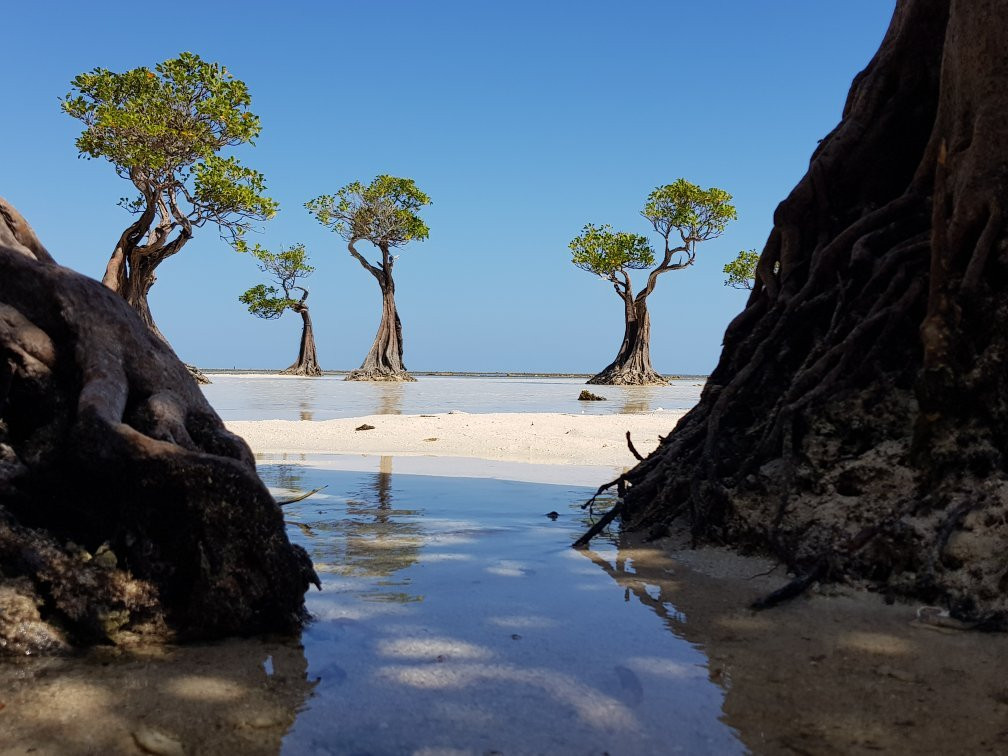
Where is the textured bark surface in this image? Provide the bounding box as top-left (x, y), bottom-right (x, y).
top-left (613, 0), bottom-right (1008, 626)
top-left (280, 306), bottom-right (322, 377)
top-left (346, 239), bottom-right (415, 382)
top-left (588, 295), bottom-right (667, 385)
top-left (0, 200), bottom-right (318, 654)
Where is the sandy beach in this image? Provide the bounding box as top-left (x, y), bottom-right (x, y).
top-left (226, 410), bottom-right (688, 467)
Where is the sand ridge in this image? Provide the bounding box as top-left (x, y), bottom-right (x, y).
top-left (226, 411), bottom-right (687, 467)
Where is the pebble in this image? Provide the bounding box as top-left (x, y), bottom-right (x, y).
top-left (133, 727), bottom-right (185, 756)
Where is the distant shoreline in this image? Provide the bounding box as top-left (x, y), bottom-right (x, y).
top-left (202, 369), bottom-right (709, 380)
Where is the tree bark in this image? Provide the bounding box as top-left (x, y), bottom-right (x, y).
top-left (588, 292), bottom-right (667, 385)
top-left (280, 305), bottom-right (323, 377)
top-left (101, 216), bottom-right (210, 383)
top-left (0, 199), bottom-right (318, 654)
top-left (346, 240), bottom-right (414, 382)
top-left (603, 0), bottom-right (1008, 626)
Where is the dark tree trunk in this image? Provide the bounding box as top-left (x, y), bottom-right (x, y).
top-left (0, 199), bottom-right (318, 654)
top-left (603, 0), bottom-right (1008, 626)
top-left (281, 305), bottom-right (323, 377)
top-left (347, 264), bottom-right (415, 382)
top-left (588, 293), bottom-right (667, 385)
top-left (102, 225), bottom-right (210, 384)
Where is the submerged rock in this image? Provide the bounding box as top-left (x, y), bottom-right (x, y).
top-left (578, 390), bottom-right (606, 401)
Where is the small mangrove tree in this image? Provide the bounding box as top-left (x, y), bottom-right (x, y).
top-left (239, 242), bottom-right (322, 376)
top-left (306, 176), bottom-right (430, 382)
top-left (570, 180), bottom-right (736, 385)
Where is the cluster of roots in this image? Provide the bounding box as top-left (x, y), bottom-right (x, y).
top-left (0, 199), bottom-right (318, 654)
top-left (612, 0), bottom-right (1008, 627)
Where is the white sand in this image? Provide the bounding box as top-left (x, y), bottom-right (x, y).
top-left (226, 411), bottom-right (687, 467)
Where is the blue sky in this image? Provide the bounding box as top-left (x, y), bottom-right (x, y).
top-left (3, 1), bottom-right (895, 374)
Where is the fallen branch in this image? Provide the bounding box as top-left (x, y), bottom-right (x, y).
top-left (750, 559), bottom-right (826, 610)
top-left (276, 485), bottom-right (327, 506)
top-left (625, 431), bottom-right (644, 461)
top-left (572, 502), bottom-right (624, 550)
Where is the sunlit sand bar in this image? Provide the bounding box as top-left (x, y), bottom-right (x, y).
top-left (226, 411), bottom-right (687, 467)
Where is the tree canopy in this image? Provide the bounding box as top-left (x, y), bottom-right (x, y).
top-left (238, 243), bottom-right (314, 319)
top-left (569, 179), bottom-right (736, 291)
top-left (642, 179), bottom-right (737, 261)
top-left (62, 52), bottom-right (277, 249)
top-left (569, 223), bottom-right (654, 279)
top-left (305, 175), bottom-right (430, 248)
top-left (723, 249), bottom-right (759, 290)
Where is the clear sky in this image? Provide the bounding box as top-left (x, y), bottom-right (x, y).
top-left (3, 1), bottom-right (895, 374)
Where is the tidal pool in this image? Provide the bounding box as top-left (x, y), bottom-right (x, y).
top-left (5, 457), bottom-right (1006, 754)
top-left (266, 456), bottom-right (742, 754)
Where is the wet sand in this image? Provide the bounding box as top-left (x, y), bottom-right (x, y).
top-left (593, 531), bottom-right (1008, 755)
top-left (227, 411), bottom-right (686, 466)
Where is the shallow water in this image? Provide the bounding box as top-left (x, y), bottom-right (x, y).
top-left (201, 374), bottom-right (705, 420)
top-left (264, 456), bottom-right (742, 754)
top-left (5, 457), bottom-right (1007, 753)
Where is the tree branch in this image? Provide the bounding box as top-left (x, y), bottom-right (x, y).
top-left (347, 238), bottom-right (384, 284)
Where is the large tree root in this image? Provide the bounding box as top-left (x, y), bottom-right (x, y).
top-left (281, 363), bottom-right (324, 377)
top-left (586, 365), bottom-right (669, 386)
top-left (345, 368), bottom-right (416, 382)
top-left (590, 0), bottom-right (1008, 627)
top-left (0, 198), bottom-right (318, 654)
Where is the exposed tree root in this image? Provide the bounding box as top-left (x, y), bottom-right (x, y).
top-left (1, 200), bottom-right (318, 654)
top-left (576, 0), bottom-right (1008, 628)
top-left (346, 368), bottom-right (416, 382)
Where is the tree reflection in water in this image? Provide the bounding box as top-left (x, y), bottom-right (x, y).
top-left (294, 456), bottom-right (424, 603)
top-left (259, 458), bottom-right (308, 491)
top-left (619, 386), bottom-right (659, 414)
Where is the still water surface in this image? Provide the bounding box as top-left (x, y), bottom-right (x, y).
top-left (202, 374), bottom-right (705, 420)
top-left (263, 456), bottom-right (742, 754)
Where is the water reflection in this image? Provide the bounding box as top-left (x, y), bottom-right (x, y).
top-left (579, 532), bottom-right (1008, 755)
top-left (618, 386), bottom-right (660, 414)
top-left (281, 462), bottom-right (741, 754)
top-left (376, 383), bottom-right (404, 415)
top-left (202, 375), bottom-right (704, 420)
top-left (299, 400), bottom-right (313, 422)
top-left (260, 459), bottom-right (308, 491)
top-left (290, 457), bottom-right (424, 603)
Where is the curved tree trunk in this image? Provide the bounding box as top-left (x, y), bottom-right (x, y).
top-left (0, 198), bottom-right (318, 654)
top-left (602, 0), bottom-right (1008, 626)
top-left (347, 278), bottom-right (415, 382)
top-left (281, 306), bottom-right (323, 377)
top-left (588, 295), bottom-right (667, 385)
top-left (103, 232), bottom-right (210, 384)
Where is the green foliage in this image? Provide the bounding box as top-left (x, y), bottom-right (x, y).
top-left (239, 284), bottom-right (290, 320)
top-left (238, 243), bottom-right (314, 320)
top-left (569, 179), bottom-right (736, 291)
top-left (569, 224), bottom-right (654, 277)
top-left (305, 175), bottom-right (431, 248)
top-left (723, 248), bottom-right (760, 290)
top-left (63, 52), bottom-right (277, 243)
top-left (643, 179), bottom-right (737, 242)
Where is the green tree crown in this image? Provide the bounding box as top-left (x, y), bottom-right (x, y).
top-left (63, 52), bottom-right (277, 243)
top-left (643, 178), bottom-right (737, 243)
top-left (238, 242), bottom-right (314, 320)
top-left (569, 224), bottom-right (654, 277)
top-left (723, 248), bottom-right (760, 290)
top-left (305, 175), bottom-right (431, 248)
